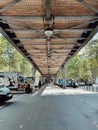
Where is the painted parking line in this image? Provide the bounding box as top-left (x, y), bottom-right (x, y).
top-left (30, 86), bottom-right (46, 97)
top-left (13, 94), bottom-right (26, 101)
top-left (30, 91), bottom-right (39, 97)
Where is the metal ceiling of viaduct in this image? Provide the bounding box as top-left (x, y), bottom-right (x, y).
top-left (0, 0), bottom-right (98, 77)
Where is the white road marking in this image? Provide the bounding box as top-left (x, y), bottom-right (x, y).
top-left (29, 91), bottom-right (39, 97)
top-left (13, 94), bottom-right (25, 101)
top-left (80, 98), bottom-right (98, 110)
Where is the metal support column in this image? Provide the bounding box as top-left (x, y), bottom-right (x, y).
top-left (32, 66), bottom-right (36, 81)
top-left (62, 65), bottom-right (66, 89)
top-left (54, 75), bottom-right (57, 85)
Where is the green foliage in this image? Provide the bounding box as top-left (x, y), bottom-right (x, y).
top-left (66, 55), bottom-right (80, 80)
top-left (64, 39), bottom-right (98, 82)
top-left (0, 35), bottom-right (8, 69)
top-left (0, 35), bottom-right (32, 76)
top-left (57, 69), bottom-right (63, 78)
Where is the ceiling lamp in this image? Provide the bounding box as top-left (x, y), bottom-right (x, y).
top-left (44, 28), bottom-right (53, 38)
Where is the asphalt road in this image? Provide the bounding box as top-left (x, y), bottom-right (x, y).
top-left (0, 85), bottom-right (98, 130)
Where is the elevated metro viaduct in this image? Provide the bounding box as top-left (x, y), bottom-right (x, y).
top-left (0, 0), bottom-right (98, 85)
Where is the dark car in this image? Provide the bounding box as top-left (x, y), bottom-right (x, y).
top-left (66, 78), bottom-right (78, 88)
top-left (0, 86), bottom-right (13, 102)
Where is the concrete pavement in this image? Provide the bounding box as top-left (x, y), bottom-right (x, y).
top-left (0, 84), bottom-right (98, 130)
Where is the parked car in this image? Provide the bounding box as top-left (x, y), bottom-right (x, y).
top-left (0, 86), bottom-right (13, 102)
top-left (77, 82), bottom-right (85, 86)
top-left (66, 78), bottom-right (78, 88)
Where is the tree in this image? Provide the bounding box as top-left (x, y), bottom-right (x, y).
top-left (66, 38), bottom-right (98, 83)
top-left (0, 35), bottom-right (32, 76)
top-left (66, 55), bottom-right (81, 80)
top-left (0, 35), bottom-right (9, 70)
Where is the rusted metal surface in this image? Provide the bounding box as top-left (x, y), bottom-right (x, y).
top-left (0, 0), bottom-right (98, 76)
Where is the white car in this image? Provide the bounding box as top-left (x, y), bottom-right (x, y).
top-left (0, 86), bottom-right (13, 102)
top-left (77, 82), bottom-right (85, 86)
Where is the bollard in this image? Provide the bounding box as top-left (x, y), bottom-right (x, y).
top-left (94, 86), bottom-right (96, 92)
top-left (92, 86), bottom-right (95, 92)
top-left (96, 86), bottom-right (98, 92)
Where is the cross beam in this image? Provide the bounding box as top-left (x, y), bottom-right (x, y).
top-left (0, 0), bottom-right (22, 13)
top-left (76, 0), bottom-right (98, 13)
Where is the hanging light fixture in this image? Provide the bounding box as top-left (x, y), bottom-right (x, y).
top-left (44, 27), bottom-right (53, 38)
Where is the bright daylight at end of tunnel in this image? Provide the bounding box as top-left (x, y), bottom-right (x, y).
top-left (0, 0), bottom-right (98, 130)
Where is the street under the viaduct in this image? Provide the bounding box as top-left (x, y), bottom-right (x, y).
top-left (0, 85), bottom-right (98, 130)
